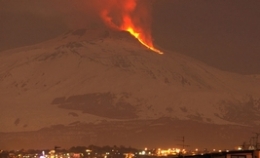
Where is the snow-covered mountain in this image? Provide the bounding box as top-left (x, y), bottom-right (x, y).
top-left (1, 26), bottom-right (260, 150)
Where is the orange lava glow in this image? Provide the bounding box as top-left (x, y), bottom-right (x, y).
top-left (100, 0), bottom-right (163, 54)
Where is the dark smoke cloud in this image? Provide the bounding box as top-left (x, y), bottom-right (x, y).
top-left (0, 0), bottom-right (154, 51)
top-left (0, 0), bottom-right (154, 31)
top-left (0, 0), bottom-right (101, 52)
top-left (1, 0), bottom-right (100, 29)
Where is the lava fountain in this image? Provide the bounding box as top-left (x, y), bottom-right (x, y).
top-left (100, 0), bottom-right (163, 54)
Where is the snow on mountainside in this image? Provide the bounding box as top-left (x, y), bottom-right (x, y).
top-left (1, 26), bottom-right (260, 135)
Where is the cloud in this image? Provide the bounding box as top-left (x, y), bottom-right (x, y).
top-left (1, 0), bottom-right (154, 29)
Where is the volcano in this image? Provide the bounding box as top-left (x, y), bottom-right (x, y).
top-left (0, 26), bottom-right (260, 150)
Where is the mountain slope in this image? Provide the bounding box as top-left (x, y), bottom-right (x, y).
top-left (0, 26), bottom-right (260, 149)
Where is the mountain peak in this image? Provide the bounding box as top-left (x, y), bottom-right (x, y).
top-left (60, 26), bottom-right (142, 46)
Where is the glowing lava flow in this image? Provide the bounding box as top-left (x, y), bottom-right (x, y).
top-left (99, 0), bottom-right (163, 54)
top-left (124, 26), bottom-right (163, 54)
top-left (121, 16), bottom-right (163, 54)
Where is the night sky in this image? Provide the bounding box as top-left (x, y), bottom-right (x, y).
top-left (0, 0), bottom-right (259, 74)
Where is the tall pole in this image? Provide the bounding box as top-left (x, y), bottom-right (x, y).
top-left (255, 133), bottom-right (260, 149)
top-left (182, 136), bottom-right (185, 150)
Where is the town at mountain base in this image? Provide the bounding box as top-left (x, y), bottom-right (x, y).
top-left (0, 118), bottom-right (258, 150)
